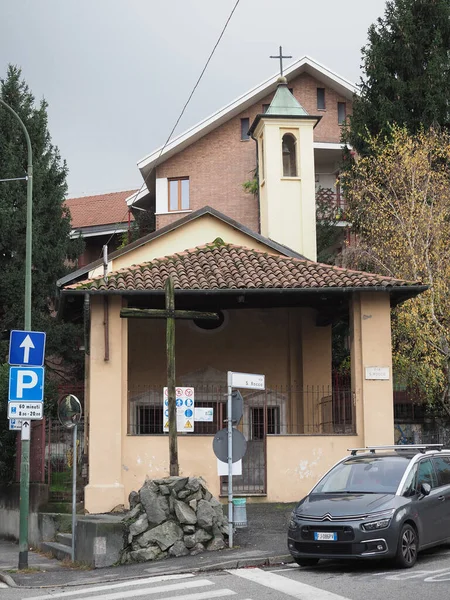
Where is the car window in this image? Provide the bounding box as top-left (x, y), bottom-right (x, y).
top-left (402, 464), bottom-right (417, 497)
top-left (433, 456), bottom-right (450, 487)
top-left (313, 456), bottom-right (410, 494)
top-left (416, 458), bottom-right (438, 490)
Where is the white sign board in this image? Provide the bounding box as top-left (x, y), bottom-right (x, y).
top-left (8, 402), bottom-right (43, 420)
top-left (365, 366), bottom-right (390, 380)
top-left (20, 420), bottom-right (31, 440)
top-left (195, 407), bottom-right (214, 422)
top-left (163, 387), bottom-right (194, 433)
top-left (217, 459), bottom-right (242, 476)
top-left (230, 372), bottom-right (265, 390)
top-left (9, 418), bottom-right (22, 431)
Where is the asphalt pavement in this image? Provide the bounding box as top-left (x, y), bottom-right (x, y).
top-left (0, 502), bottom-right (296, 588)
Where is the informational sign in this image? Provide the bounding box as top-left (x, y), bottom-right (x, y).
top-left (194, 407), bottom-right (214, 422)
top-left (20, 420), bottom-right (31, 441)
top-left (217, 459), bottom-right (242, 476)
top-left (230, 371), bottom-right (265, 390)
top-left (9, 367), bottom-right (44, 402)
top-left (9, 330), bottom-right (46, 367)
top-left (365, 366), bottom-right (390, 380)
top-left (9, 418), bottom-right (22, 431)
top-left (163, 387), bottom-right (194, 432)
top-left (8, 402), bottom-right (43, 420)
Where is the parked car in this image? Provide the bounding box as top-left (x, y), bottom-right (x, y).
top-left (288, 444), bottom-right (450, 568)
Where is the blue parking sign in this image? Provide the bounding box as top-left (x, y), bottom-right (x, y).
top-left (9, 367), bottom-right (44, 402)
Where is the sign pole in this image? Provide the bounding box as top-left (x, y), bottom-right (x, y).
top-left (227, 371), bottom-right (233, 548)
top-left (71, 424), bottom-right (77, 562)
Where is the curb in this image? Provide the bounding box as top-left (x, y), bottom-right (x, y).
top-left (0, 571), bottom-right (18, 588)
top-left (1, 554), bottom-right (294, 589)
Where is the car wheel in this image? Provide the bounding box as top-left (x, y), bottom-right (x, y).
top-left (396, 524), bottom-right (418, 568)
top-left (294, 558), bottom-right (320, 567)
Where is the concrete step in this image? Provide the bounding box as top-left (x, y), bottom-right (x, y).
top-left (56, 533), bottom-right (72, 547)
top-left (40, 541), bottom-right (72, 562)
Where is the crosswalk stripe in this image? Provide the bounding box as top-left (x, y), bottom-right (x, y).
top-left (24, 578), bottom-right (213, 600)
top-left (25, 573), bottom-right (195, 600)
top-left (228, 568), bottom-right (352, 600)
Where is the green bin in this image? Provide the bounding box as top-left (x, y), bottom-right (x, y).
top-left (233, 497), bottom-right (247, 528)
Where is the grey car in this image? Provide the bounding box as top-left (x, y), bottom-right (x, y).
top-left (288, 445), bottom-right (450, 568)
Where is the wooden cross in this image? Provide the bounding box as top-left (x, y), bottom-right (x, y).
top-left (120, 277), bottom-right (219, 476)
top-left (270, 45), bottom-right (292, 77)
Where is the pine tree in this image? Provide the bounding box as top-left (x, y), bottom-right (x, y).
top-left (0, 66), bottom-right (83, 480)
top-left (345, 0), bottom-right (450, 155)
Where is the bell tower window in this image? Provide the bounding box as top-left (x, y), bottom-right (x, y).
top-left (282, 133), bottom-right (297, 177)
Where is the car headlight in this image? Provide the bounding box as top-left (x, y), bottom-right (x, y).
top-left (361, 517), bottom-right (391, 531)
top-left (289, 512), bottom-right (300, 529)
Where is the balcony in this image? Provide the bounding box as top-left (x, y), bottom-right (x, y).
top-left (316, 188), bottom-right (348, 222)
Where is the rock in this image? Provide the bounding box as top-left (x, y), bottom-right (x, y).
top-left (189, 499), bottom-right (197, 512)
top-left (159, 485), bottom-right (170, 495)
top-left (186, 478), bottom-right (201, 492)
top-left (174, 499), bottom-right (197, 525)
top-left (195, 528), bottom-right (213, 544)
top-left (167, 476), bottom-right (189, 493)
top-left (186, 490), bottom-right (203, 503)
top-left (130, 546), bottom-right (166, 562)
top-left (183, 525), bottom-right (195, 534)
top-left (111, 504), bottom-right (126, 513)
top-left (129, 491), bottom-right (140, 509)
top-left (129, 513), bottom-right (149, 537)
top-left (197, 499), bottom-right (215, 529)
top-left (184, 534), bottom-right (196, 549)
top-left (126, 503), bottom-right (142, 521)
top-left (177, 490), bottom-right (191, 499)
top-left (138, 520), bottom-right (183, 551)
top-left (169, 541), bottom-right (189, 557)
top-left (207, 537), bottom-right (225, 551)
top-left (190, 542), bottom-right (205, 556)
top-left (140, 485), bottom-right (168, 525)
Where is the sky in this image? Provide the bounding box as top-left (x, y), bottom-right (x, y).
top-left (1, 0), bottom-right (388, 198)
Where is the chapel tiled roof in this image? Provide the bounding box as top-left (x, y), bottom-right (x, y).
top-left (64, 241), bottom-right (420, 293)
top-left (65, 190), bottom-right (138, 229)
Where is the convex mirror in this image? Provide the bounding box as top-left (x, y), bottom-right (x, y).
top-left (58, 394), bottom-right (82, 429)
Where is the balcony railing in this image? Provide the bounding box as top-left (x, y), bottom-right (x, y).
top-left (316, 188), bottom-right (348, 220)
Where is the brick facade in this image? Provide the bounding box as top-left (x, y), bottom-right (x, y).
top-left (156, 72), bottom-right (352, 231)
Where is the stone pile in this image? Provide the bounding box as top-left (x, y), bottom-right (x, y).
top-left (121, 476), bottom-right (229, 563)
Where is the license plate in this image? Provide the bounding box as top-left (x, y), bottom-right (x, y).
top-left (314, 532), bottom-right (337, 541)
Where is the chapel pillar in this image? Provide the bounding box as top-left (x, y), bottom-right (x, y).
top-left (84, 295), bottom-right (127, 513)
top-left (350, 292), bottom-right (394, 446)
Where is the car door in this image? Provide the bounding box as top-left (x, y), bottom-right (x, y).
top-left (432, 455), bottom-right (450, 540)
top-left (413, 458), bottom-right (440, 547)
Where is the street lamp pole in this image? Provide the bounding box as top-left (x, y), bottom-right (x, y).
top-left (0, 98), bottom-right (33, 570)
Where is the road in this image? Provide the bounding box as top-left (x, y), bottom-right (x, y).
top-left (3, 547), bottom-right (450, 600)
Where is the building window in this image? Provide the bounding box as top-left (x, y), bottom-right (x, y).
top-left (317, 88), bottom-right (325, 110)
top-left (262, 103), bottom-right (270, 113)
top-left (338, 102), bottom-right (347, 125)
top-left (240, 118), bottom-right (250, 140)
top-left (168, 177), bottom-right (189, 211)
top-left (282, 133), bottom-right (297, 177)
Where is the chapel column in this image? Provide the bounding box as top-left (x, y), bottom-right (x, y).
top-left (350, 292), bottom-right (394, 446)
top-left (84, 295), bottom-right (127, 513)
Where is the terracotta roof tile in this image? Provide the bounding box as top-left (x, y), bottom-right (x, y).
top-left (64, 241), bottom-right (420, 293)
top-left (65, 190), bottom-right (138, 229)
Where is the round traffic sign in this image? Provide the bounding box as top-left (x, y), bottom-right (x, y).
top-left (212, 428), bottom-right (247, 463)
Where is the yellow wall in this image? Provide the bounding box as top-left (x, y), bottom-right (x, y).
top-left (89, 214), bottom-right (280, 279)
top-left (266, 434), bottom-right (362, 502)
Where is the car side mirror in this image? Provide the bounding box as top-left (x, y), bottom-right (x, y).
top-left (420, 482), bottom-right (431, 497)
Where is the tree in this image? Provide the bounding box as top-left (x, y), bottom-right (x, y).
top-left (341, 126), bottom-right (450, 414)
top-left (0, 66), bottom-right (83, 481)
top-left (345, 0), bottom-right (450, 155)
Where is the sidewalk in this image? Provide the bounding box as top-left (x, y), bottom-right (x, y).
top-left (0, 502), bottom-right (296, 588)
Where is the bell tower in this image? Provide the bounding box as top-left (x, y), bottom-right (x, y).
top-left (248, 75), bottom-right (321, 260)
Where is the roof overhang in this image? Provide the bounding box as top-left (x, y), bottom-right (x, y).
top-left (70, 223), bottom-right (129, 239)
top-left (137, 56), bottom-right (358, 179)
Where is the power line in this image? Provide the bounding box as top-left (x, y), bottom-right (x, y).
top-left (98, 0), bottom-right (241, 259)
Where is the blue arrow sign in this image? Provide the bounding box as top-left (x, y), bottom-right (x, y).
top-left (9, 367), bottom-right (45, 402)
top-left (9, 330), bottom-right (46, 366)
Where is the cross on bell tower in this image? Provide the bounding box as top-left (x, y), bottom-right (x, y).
top-left (270, 46), bottom-right (292, 76)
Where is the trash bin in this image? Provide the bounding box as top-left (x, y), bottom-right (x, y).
top-left (233, 497), bottom-right (247, 528)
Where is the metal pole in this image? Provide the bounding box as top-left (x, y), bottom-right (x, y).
top-left (227, 371), bottom-right (233, 548)
top-left (0, 98), bottom-right (33, 571)
top-left (72, 425), bottom-right (77, 562)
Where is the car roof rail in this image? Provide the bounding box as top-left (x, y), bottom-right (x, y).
top-left (348, 444), bottom-right (443, 456)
